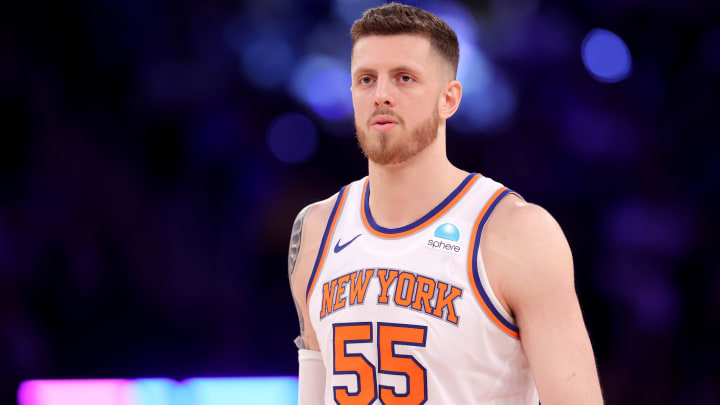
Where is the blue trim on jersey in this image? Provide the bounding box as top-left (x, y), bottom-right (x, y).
top-left (471, 188), bottom-right (520, 334)
top-left (363, 172), bottom-right (477, 235)
top-left (306, 186), bottom-right (347, 301)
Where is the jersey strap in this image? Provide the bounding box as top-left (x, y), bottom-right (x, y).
top-left (306, 186), bottom-right (349, 304)
top-left (467, 186), bottom-right (521, 339)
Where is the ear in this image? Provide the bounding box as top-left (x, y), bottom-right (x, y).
top-left (438, 80), bottom-right (462, 120)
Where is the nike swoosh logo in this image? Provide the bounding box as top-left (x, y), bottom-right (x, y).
top-left (334, 234), bottom-right (362, 253)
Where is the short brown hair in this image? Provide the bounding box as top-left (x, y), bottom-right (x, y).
top-left (350, 2), bottom-right (460, 78)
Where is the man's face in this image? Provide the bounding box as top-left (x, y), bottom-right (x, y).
top-left (351, 34), bottom-right (445, 165)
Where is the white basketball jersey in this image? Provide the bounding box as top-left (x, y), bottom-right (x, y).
top-left (306, 173), bottom-right (539, 404)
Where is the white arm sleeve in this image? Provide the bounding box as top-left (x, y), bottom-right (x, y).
top-left (298, 349), bottom-right (325, 405)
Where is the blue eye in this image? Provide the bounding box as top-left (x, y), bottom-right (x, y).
top-left (400, 75), bottom-right (413, 82)
top-left (360, 76), bottom-right (373, 84)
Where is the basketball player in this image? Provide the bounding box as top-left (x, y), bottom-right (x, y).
top-left (288, 3), bottom-right (603, 404)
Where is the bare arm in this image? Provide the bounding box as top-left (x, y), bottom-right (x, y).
top-left (484, 196), bottom-right (603, 404)
top-left (288, 195), bottom-right (337, 351)
top-left (288, 205), bottom-right (310, 349)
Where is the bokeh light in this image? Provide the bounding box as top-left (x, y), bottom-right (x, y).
top-left (241, 31), bottom-right (294, 89)
top-left (290, 54), bottom-right (353, 120)
top-left (334, 0), bottom-right (385, 27)
top-left (581, 28), bottom-right (632, 83)
top-left (451, 69), bottom-right (517, 133)
top-left (266, 113), bottom-right (319, 164)
top-left (457, 41), bottom-right (493, 94)
top-left (425, 0), bottom-right (517, 132)
top-left (306, 68), bottom-right (353, 120)
top-left (423, 0), bottom-right (479, 44)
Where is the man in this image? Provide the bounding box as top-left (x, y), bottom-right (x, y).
top-left (288, 3), bottom-right (603, 404)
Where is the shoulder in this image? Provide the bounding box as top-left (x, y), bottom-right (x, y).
top-left (298, 192), bottom-right (341, 250)
top-left (294, 180), bottom-right (355, 257)
top-left (485, 193), bottom-right (567, 249)
top-left (288, 190), bottom-right (343, 292)
top-left (481, 193), bottom-right (574, 312)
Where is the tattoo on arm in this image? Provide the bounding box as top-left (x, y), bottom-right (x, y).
top-left (289, 205), bottom-right (310, 349)
top-left (288, 205), bottom-right (309, 277)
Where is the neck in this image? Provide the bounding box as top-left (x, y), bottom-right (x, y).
top-left (366, 126), bottom-right (468, 229)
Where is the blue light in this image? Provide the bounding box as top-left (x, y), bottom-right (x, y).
top-left (306, 68), bottom-right (353, 120)
top-left (416, 2), bottom-right (517, 133)
top-left (451, 70), bottom-right (517, 133)
top-left (266, 113), bottom-right (319, 164)
top-left (241, 31), bottom-right (294, 89)
top-left (185, 377), bottom-right (298, 405)
top-left (131, 379), bottom-right (176, 405)
top-left (290, 55), bottom-right (353, 120)
top-left (457, 41), bottom-right (493, 94)
top-left (581, 28), bottom-right (632, 83)
top-left (423, 0), bottom-right (479, 44)
top-left (334, 0), bottom-right (385, 27)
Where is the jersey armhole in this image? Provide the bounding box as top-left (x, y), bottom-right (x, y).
top-left (466, 187), bottom-right (524, 339)
top-left (305, 185), bottom-right (350, 304)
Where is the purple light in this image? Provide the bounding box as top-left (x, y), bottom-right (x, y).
top-left (18, 378), bottom-right (299, 405)
top-left (561, 105), bottom-right (637, 163)
top-left (18, 380), bottom-right (133, 405)
top-left (266, 113), bottom-right (319, 164)
top-left (603, 199), bottom-right (694, 258)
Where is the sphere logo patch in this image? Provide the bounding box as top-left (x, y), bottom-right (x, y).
top-left (433, 223), bottom-right (460, 241)
top-left (427, 223), bottom-right (462, 255)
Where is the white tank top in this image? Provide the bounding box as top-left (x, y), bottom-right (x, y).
top-left (306, 173), bottom-right (539, 404)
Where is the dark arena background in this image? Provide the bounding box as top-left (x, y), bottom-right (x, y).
top-left (2, 0), bottom-right (719, 403)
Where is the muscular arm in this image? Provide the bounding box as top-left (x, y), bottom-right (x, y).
top-left (483, 196), bottom-right (603, 404)
top-left (288, 205), bottom-right (310, 350)
top-left (288, 195), bottom-right (337, 351)
top-left (288, 196), bottom-right (337, 404)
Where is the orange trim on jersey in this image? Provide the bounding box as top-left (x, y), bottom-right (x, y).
top-left (467, 186), bottom-right (521, 339)
top-left (360, 173), bottom-right (480, 239)
top-left (306, 187), bottom-right (349, 305)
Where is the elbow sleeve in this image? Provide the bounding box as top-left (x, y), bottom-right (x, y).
top-left (298, 349), bottom-right (325, 404)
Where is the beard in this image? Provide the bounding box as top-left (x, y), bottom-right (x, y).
top-left (355, 105), bottom-right (440, 165)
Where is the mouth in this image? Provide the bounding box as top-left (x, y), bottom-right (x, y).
top-left (372, 122), bottom-right (398, 132)
top-left (371, 116), bottom-right (399, 132)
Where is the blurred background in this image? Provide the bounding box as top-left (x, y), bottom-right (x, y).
top-left (2, 0), bottom-right (719, 403)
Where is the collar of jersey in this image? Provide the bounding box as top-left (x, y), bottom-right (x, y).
top-left (361, 172), bottom-right (480, 239)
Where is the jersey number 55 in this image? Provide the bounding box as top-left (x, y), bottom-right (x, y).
top-left (333, 322), bottom-right (428, 405)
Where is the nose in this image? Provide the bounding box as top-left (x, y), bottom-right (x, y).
top-left (373, 77), bottom-right (395, 107)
